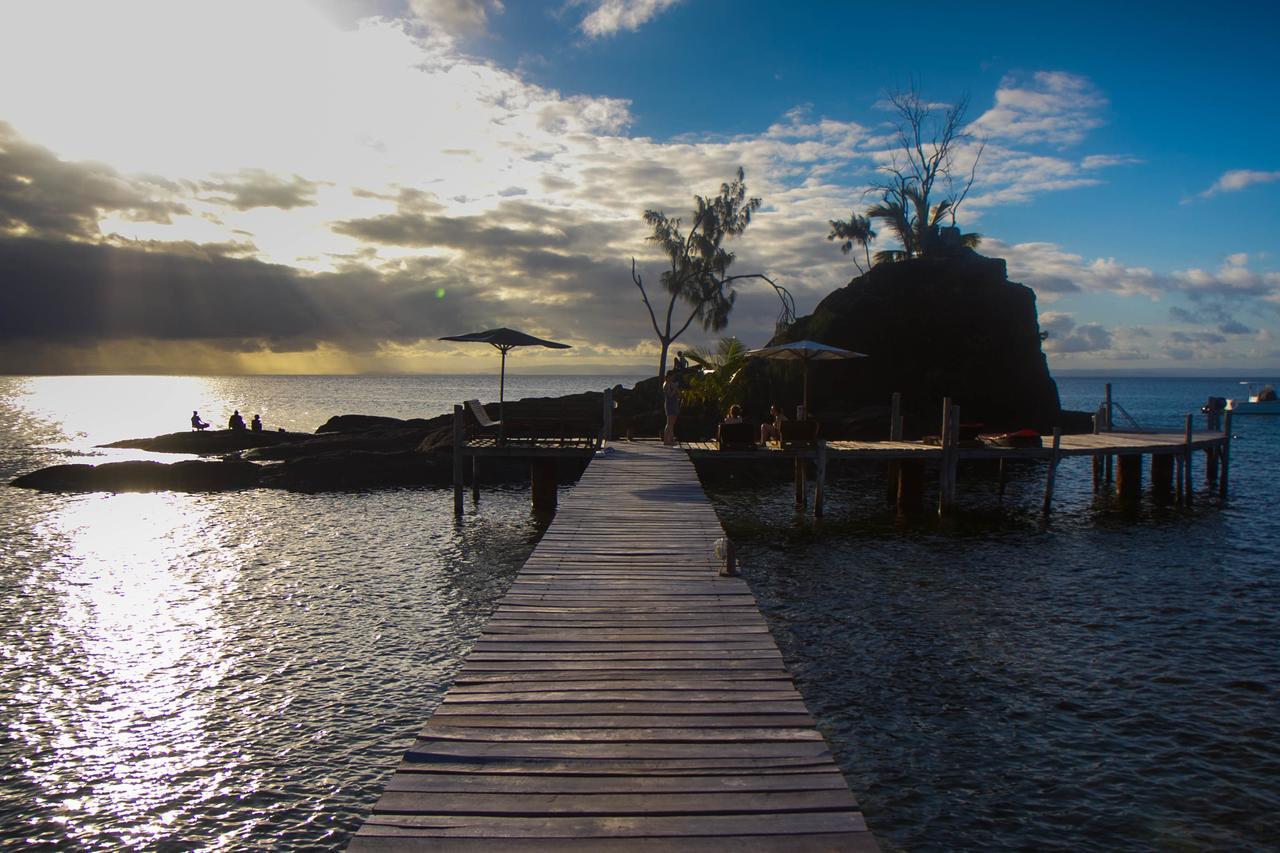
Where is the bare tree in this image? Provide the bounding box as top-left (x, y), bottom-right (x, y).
top-left (632, 168), bottom-right (791, 378)
top-left (842, 83), bottom-right (985, 265)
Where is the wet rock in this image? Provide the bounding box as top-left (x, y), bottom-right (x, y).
top-left (12, 459), bottom-right (262, 492)
top-left (102, 429), bottom-right (313, 455)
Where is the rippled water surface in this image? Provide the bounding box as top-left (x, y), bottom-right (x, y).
top-left (0, 374), bottom-right (636, 849)
top-left (707, 377), bottom-right (1280, 852)
top-left (2, 374), bottom-right (1278, 850)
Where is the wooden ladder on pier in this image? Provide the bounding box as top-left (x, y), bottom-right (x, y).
top-left (349, 440), bottom-right (878, 851)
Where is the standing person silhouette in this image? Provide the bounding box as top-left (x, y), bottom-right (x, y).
top-left (662, 370), bottom-right (680, 446)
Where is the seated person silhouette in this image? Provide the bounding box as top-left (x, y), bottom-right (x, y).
top-left (251, 414), bottom-right (263, 432)
top-left (723, 404), bottom-right (744, 425)
top-left (191, 410), bottom-right (209, 431)
top-left (229, 410), bottom-right (247, 431)
top-left (759, 404), bottom-right (787, 445)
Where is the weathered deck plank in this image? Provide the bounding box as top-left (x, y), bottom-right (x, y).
top-left (350, 441), bottom-right (877, 851)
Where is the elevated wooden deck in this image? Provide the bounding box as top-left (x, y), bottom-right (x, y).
top-left (682, 430), bottom-right (1228, 460)
top-left (351, 440), bottom-right (877, 851)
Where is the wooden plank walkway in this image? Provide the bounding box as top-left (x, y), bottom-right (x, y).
top-left (350, 440), bottom-right (878, 851)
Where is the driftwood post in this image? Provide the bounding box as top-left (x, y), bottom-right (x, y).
top-left (1183, 414), bottom-right (1194, 506)
top-left (452, 404), bottom-right (465, 516)
top-left (1219, 412), bottom-right (1232, 499)
top-left (1041, 427), bottom-right (1062, 516)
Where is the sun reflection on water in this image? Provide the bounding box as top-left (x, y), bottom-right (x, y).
top-left (15, 493), bottom-right (243, 846)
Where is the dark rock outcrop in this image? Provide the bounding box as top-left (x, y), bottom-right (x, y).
top-left (102, 429), bottom-right (314, 455)
top-left (12, 459), bottom-right (262, 492)
top-left (751, 250), bottom-right (1063, 436)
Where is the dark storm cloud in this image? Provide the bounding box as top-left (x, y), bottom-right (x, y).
top-left (1219, 320), bottom-right (1254, 335)
top-left (0, 122), bottom-right (188, 239)
top-left (0, 235), bottom-right (487, 350)
top-left (200, 169), bottom-right (322, 210)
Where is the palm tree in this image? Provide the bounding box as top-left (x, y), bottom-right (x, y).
top-left (681, 337), bottom-right (750, 412)
top-left (827, 212), bottom-right (876, 274)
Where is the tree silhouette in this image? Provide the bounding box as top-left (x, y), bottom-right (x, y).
top-left (827, 212), bottom-right (876, 274)
top-left (833, 83), bottom-right (984, 265)
top-left (632, 168), bottom-right (779, 378)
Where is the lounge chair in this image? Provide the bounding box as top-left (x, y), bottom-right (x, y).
top-left (779, 419), bottom-right (819, 448)
top-left (717, 422), bottom-right (756, 451)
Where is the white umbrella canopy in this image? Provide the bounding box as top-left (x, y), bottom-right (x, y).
top-left (745, 340), bottom-right (867, 415)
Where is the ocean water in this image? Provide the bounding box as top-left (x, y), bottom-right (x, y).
top-left (1, 374), bottom-right (1277, 850)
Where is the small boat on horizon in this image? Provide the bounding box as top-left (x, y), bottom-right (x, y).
top-left (1226, 382), bottom-right (1280, 414)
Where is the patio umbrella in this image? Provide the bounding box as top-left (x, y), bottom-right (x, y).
top-left (745, 339), bottom-right (867, 416)
top-left (438, 327), bottom-right (571, 427)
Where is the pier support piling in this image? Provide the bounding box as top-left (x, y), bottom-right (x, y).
top-left (1152, 452), bottom-right (1174, 503)
top-left (794, 457), bottom-right (806, 509)
top-left (1183, 415), bottom-right (1194, 506)
top-left (1219, 412), bottom-right (1232, 499)
top-left (1041, 428), bottom-right (1062, 516)
top-left (452, 404), bottom-right (465, 516)
top-left (1116, 454), bottom-right (1142, 502)
top-left (814, 442), bottom-right (827, 518)
top-left (530, 459), bottom-right (558, 512)
top-left (898, 458), bottom-right (923, 513)
top-left (886, 392), bottom-right (902, 504)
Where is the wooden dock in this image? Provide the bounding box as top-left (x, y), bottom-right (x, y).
top-left (351, 440), bottom-right (877, 851)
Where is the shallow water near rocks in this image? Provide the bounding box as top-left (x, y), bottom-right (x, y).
top-left (2, 374), bottom-right (1278, 850)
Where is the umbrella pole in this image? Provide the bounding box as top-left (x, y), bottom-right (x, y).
top-left (803, 363), bottom-right (809, 419)
top-left (499, 346), bottom-right (507, 444)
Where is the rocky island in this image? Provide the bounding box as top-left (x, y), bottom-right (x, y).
top-left (11, 252), bottom-right (1089, 493)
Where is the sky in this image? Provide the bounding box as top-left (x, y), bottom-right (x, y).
top-left (1, 0), bottom-right (1278, 375)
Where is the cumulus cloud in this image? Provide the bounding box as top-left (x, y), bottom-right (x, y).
top-left (1039, 312), bottom-right (1113, 353)
top-left (408, 0), bottom-right (504, 36)
top-left (1199, 169), bottom-right (1280, 198)
top-left (970, 71), bottom-right (1107, 146)
top-left (201, 170), bottom-right (321, 210)
top-left (0, 122), bottom-right (188, 240)
top-left (577, 0), bottom-right (682, 37)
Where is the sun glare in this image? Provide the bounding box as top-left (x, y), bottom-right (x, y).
top-left (17, 493), bottom-right (243, 844)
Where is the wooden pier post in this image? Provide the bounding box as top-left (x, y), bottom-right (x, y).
top-left (937, 398), bottom-right (953, 516)
top-left (1183, 414), bottom-right (1194, 506)
top-left (602, 386), bottom-right (613, 443)
top-left (1206, 445), bottom-right (1219, 485)
top-left (998, 459), bottom-right (1007, 502)
top-left (1175, 453), bottom-right (1184, 504)
top-left (1151, 452), bottom-right (1174, 503)
top-left (1041, 427), bottom-right (1062, 516)
top-left (452, 404), bottom-right (465, 516)
top-left (814, 441), bottom-right (827, 518)
top-left (1103, 383), bottom-right (1113, 484)
top-left (794, 456), bottom-right (806, 509)
top-left (530, 459), bottom-right (558, 512)
top-left (898, 458), bottom-right (923, 513)
top-left (471, 455), bottom-right (480, 503)
top-left (1116, 454), bottom-right (1142, 502)
top-left (886, 392), bottom-right (902, 503)
top-left (1219, 412), bottom-right (1232, 499)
